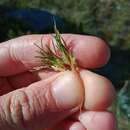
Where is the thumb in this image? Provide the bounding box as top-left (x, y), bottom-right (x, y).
top-left (0, 71), bottom-right (82, 130)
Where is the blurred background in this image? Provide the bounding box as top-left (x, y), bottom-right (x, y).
top-left (0, 0), bottom-right (130, 129)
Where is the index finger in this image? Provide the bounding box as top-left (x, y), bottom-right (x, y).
top-left (0, 34), bottom-right (110, 76)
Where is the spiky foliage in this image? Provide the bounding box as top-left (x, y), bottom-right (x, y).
top-left (34, 26), bottom-right (76, 71)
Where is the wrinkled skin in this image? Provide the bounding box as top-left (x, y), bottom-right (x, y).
top-left (0, 34), bottom-right (117, 130)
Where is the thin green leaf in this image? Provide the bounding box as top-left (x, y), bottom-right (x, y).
top-left (34, 26), bottom-right (76, 71)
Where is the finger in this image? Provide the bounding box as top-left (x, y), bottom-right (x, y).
top-left (78, 111), bottom-right (117, 130)
top-left (53, 120), bottom-right (86, 130)
top-left (1, 69), bottom-right (116, 111)
top-left (80, 70), bottom-right (116, 110)
top-left (0, 71), bottom-right (83, 130)
top-left (1, 68), bottom-right (116, 111)
top-left (0, 34), bottom-right (110, 76)
top-left (7, 70), bottom-right (57, 90)
top-left (0, 70), bottom-right (58, 96)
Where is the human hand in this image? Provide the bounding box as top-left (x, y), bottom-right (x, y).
top-left (0, 34), bottom-right (116, 130)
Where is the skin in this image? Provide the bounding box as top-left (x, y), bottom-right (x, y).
top-left (0, 34), bottom-right (117, 130)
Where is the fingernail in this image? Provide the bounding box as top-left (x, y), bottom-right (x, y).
top-left (52, 71), bottom-right (82, 109)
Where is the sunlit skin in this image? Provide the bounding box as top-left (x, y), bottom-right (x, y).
top-left (0, 34), bottom-right (116, 130)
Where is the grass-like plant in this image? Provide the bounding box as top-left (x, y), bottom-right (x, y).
top-left (34, 24), bottom-right (84, 111)
top-left (34, 24), bottom-right (76, 71)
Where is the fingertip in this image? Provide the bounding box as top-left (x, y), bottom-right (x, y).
top-left (72, 36), bottom-right (110, 68)
top-left (79, 111), bottom-right (117, 130)
top-left (80, 70), bottom-right (116, 110)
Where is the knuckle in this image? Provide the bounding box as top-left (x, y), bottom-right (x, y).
top-left (8, 43), bottom-right (19, 62)
top-left (40, 86), bottom-right (59, 111)
top-left (9, 90), bottom-right (31, 128)
top-left (28, 83), bottom-right (59, 112)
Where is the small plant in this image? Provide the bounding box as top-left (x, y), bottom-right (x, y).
top-left (34, 25), bottom-right (76, 71)
top-left (34, 24), bottom-right (84, 111)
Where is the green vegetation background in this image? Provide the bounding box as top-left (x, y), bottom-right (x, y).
top-left (0, 0), bottom-right (130, 129)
